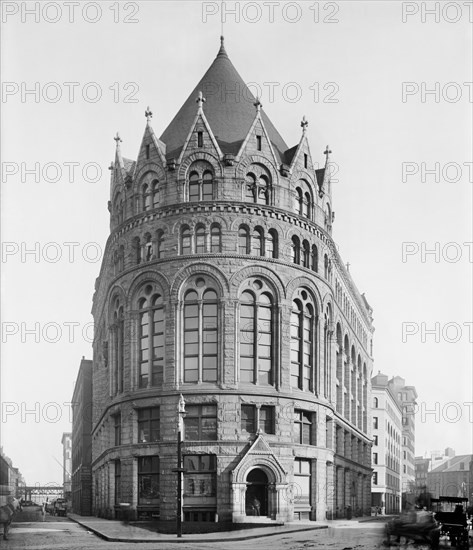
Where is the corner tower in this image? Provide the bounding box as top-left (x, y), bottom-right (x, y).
top-left (91, 38), bottom-right (374, 523)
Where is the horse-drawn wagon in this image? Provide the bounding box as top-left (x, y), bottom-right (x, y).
top-left (432, 496), bottom-right (469, 549)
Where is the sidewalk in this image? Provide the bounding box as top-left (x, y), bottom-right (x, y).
top-left (68, 514), bottom-right (333, 543)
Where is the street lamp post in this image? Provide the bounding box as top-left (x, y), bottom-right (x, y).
top-left (173, 394), bottom-right (186, 538)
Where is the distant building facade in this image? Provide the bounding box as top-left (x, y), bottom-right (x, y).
top-left (71, 358), bottom-right (93, 515)
top-left (0, 448), bottom-right (24, 505)
top-left (371, 372), bottom-right (402, 514)
top-left (427, 455), bottom-right (472, 499)
top-left (61, 433), bottom-right (72, 499)
top-left (415, 456), bottom-right (431, 492)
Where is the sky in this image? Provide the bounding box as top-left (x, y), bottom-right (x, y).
top-left (1, 1), bottom-right (472, 487)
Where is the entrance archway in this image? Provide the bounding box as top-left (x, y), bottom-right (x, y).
top-left (245, 469), bottom-right (268, 517)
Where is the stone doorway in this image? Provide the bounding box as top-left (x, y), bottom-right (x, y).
top-left (245, 468), bottom-right (268, 517)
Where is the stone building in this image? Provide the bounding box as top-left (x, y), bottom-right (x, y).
top-left (427, 455), bottom-right (472, 499)
top-left (61, 433), bottom-right (72, 500)
top-left (71, 358), bottom-right (93, 515)
top-left (90, 38), bottom-right (374, 523)
top-left (371, 372), bottom-right (402, 514)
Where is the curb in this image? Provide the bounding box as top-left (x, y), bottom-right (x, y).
top-left (69, 516), bottom-right (328, 543)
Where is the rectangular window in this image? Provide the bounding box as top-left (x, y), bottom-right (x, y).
top-left (294, 409), bottom-right (314, 445)
top-left (146, 144), bottom-right (150, 159)
top-left (184, 455), bottom-right (216, 496)
top-left (184, 404), bottom-right (217, 441)
top-left (241, 405), bottom-right (275, 434)
top-left (373, 435), bottom-right (378, 446)
top-left (373, 416), bottom-right (378, 430)
top-left (114, 460), bottom-right (121, 504)
top-left (373, 471), bottom-right (378, 485)
top-left (373, 452), bottom-right (378, 465)
top-left (197, 131), bottom-right (203, 148)
top-left (138, 407), bottom-right (160, 443)
top-left (304, 153), bottom-right (308, 169)
top-left (256, 135), bottom-right (262, 151)
top-left (138, 456), bottom-right (159, 505)
top-left (114, 413), bottom-right (121, 446)
top-left (241, 405), bottom-right (256, 433)
top-left (294, 458), bottom-right (311, 512)
top-left (259, 406), bottom-right (275, 434)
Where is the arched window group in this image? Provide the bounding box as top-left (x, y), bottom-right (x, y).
top-left (180, 224), bottom-right (222, 255)
top-left (112, 298), bottom-right (124, 394)
top-left (129, 230), bottom-right (166, 267)
top-left (238, 225), bottom-right (278, 258)
top-left (137, 286), bottom-right (164, 388)
top-left (239, 281), bottom-right (274, 385)
top-left (245, 172), bottom-right (270, 205)
top-left (290, 289), bottom-right (317, 391)
top-left (293, 180), bottom-right (314, 220)
top-left (189, 170), bottom-right (213, 202)
top-left (140, 176), bottom-right (160, 212)
top-left (113, 193), bottom-right (125, 225)
top-left (291, 237), bottom-right (318, 273)
top-left (183, 277), bottom-right (218, 383)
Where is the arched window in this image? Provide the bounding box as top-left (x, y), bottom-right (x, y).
top-left (210, 224), bottom-right (221, 253)
top-left (251, 227), bottom-right (264, 256)
top-left (324, 307), bottom-right (332, 398)
top-left (138, 288), bottom-right (164, 388)
top-left (290, 289), bottom-right (316, 391)
top-left (302, 240), bottom-right (310, 268)
top-left (133, 237), bottom-right (141, 265)
top-left (373, 397), bottom-right (378, 408)
top-left (202, 171), bottom-right (213, 201)
top-left (292, 236), bottom-right (301, 264)
top-left (144, 233), bottom-right (153, 262)
top-left (295, 188), bottom-right (303, 215)
top-left (311, 245), bottom-right (318, 272)
top-left (324, 254), bottom-right (329, 278)
top-left (245, 174), bottom-right (256, 202)
top-left (113, 299), bottom-right (124, 394)
top-left (181, 226), bottom-right (191, 255)
top-left (256, 176), bottom-right (269, 205)
top-left (265, 229), bottom-right (278, 259)
top-left (183, 278), bottom-right (218, 383)
top-left (156, 230), bottom-right (164, 259)
top-left (152, 180), bottom-right (160, 208)
top-left (238, 226), bottom-right (249, 255)
top-left (143, 184), bottom-right (151, 211)
top-left (304, 192), bottom-right (312, 219)
top-left (195, 225), bottom-right (206, 254)
top-left (239, 285), bottom-right (274, 385)
top-left (118, 245), bottom-right (125, 272)
top-left (189, 172), bottom-right (199, 202)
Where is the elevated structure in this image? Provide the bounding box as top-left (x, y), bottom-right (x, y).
top-left (91, 37), bottom-right (374, 523)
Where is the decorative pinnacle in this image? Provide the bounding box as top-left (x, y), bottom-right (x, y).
top-left (346, 262), bottom-right (350, 272)
top-left (196, 91), bottom-right (206, 110)
top-left (145, 106), bottom-right (153, 122)
top-left (108, 162), bottom-right (114, 171)
top-left (254, 97), bottom-right (262, 112)
top-left (324, 145), bottom-right (332, 157)
top-left (114, 132), bottom-right (122, 145)
top-left (301, 115), bottom-right (308, 133)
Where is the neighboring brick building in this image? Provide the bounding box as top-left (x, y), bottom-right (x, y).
top-left (415, 456), bottom-right (431, 492)
top-left (71, 358), bottom-right (93, 515)
top-left (90, 37), bottom-right (374, 523)
top-left (61, 433), bottom-right (72, 500)
top-left (370, 372), bottom-right (402, 514)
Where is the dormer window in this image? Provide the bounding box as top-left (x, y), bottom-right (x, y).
top-left (146, 144), bottom-right (150, 159)
top-left (197, 131), bottom-right (203, 148)
top-left (256, 135), bottom-right (262, 151)
top-left (304, 153), bottom-right (308, 169)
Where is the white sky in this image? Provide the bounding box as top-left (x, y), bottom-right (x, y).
top-left (1, 1), bottom-right (472, 486)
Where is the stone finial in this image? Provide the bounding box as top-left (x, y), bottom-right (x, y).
top-left (145, 106), bottom-right (153, 123)
top-left (301, 115), bottom-right (308, 133)
top-left (324, 145), bottom-right (332, 158)
top-left (196, 91), bottom-right (206, 111)
top-left (114, 132), bottom-right (122, 145)
top-left (108, 162), bottom-right (114, 171)
top-left (346, 262), bottom-right (350, 272)
top-left (254, 97), bottom-right (263, 113)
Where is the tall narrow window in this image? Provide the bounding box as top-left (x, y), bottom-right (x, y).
top-left (245, 174), bottom-right (255, 202)
top-left (137, 407), bottom-right (160, 442)
top-left (113, 413), bottom-right (121, 446)
top-left (292, 236), bottom-right (301, 264)
top-left (324, 254), bottom-right (329, 278)
top-left (143, 184), bottom-right (151, 211)
top-left (183, 279), bottom-right (218, 383)
top-left (210, 224), bottom-right (221, 253)
top-left (296, 188), bottom-right (303, 215)
top-left (266, 228), bottom-right (278, 259)
top-left (113, 300), bottom-right (124, 394)
top-left (251, 227), bottom-right (263, 256)
top-left (197, 131), bottom-right (203, 148)
top-left (146, 144), bottom-right (150, 159)
top-left (144, 233), bottom-right (153, 262)
top-left (152, 180), bottom-right (160, 208)
top-left (256, 135), bottom-right (262, 151)
top-left (304, 153), bottom-right (308, 169)
top-left (304, 192), bottom-right (311, 218)
top-left (238, 226), bottom-right (249, 254)
top-left (156, 230), bottom-right (164, 259)
top-left (138, 457), bottom-right (159, 505)
top-left (257, 176), bottom-right (269, 205)
top-left (195, 225), bottom-right (206, 254)
top-left (311, 245), bottom-right (318, 272)
top-left (181, 226), bottom-right (191, 255)
top-left (202, 171), bottom-right (213, 201)
top-left (239, 286), bottom-right (274, 385)
top-left (294, 409), bottom-right (314, 445)
top-left (302, 240), bottom-right (310, 268)
top-left (294, 458), bottom-right (311, 519)
top-left (189, 172), bottom-right (199, 202)
top-left (138, 290), bottom-right (164, 388)
top-left (290, 290), bottom-right (316, 391)
top-left (114, 460), bottom-right (121, 504)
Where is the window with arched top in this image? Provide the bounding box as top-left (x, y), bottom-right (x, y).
top-left (245, 173), bottom-right (256, 202)
top-left (304, 192), bottom-right (312, 218)
top-left (302, 240), bottom-right (310, 268)
top-left (245, 164), bottom-right (271, 205)
top-left (251, 227), bottom-right (264, 256)
top-left (294, 188), bottom-right (303, 215)
top-left (210, 224), bottom-right (221, 253)
top-left (290, 289), bottom-right (317, 391)
top-left (373, 397), bottom-right (378, 408)
top-left (311, 245), bottom-right (318, 272)
top-left (195, 225), bottom-right (206, 254)
top-left (156, 230), bottom-right (164, 259)
top-left (324, 254), bottom-right (329, 278)
top-left (181, 226), bottom-right (191, 255)
top-left (183, 278), bottom-right (219, 383)
top-left (118, 245), bottom-right (125, 272)
top-left (266, 228), bottom-right (278, 259)
top-left (294, 180), bottom-right (313, 219)
top-left (256, 176), bottom-right (269, 205)
top-left (292, 236), bottom-right (301, 264)
top-left (144, 233), bottom-right (153, 262)
top-left (238, 226), bottom-right (250, 255)
top-left (133, 237), bottom-right (141, 265)
top-left (202, 171), bottom-right (213, 201)
top-left (239, 283), bottom-right (274, 385)
top-left (187, 163), bottom-right (214, 203)
top-left (189, 172), bottom-right (199, 202)
top-left (143, 184), bottom-right (151, 211)
top-left (152, 180), bottom-right (160, 208)
top-left (113, 298), bottom-right (124, 394)
top-left (323, 306), bottom-right (332, 398)
top-left (137, 287), bottom-right (164, 388)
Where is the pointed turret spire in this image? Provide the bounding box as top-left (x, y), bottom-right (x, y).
top-left (145, 106), bottom-right (153, 124)
top-left (319, 145), bottom-right (332, 198)
top-left (114, 132), bottom-right (122, 148)
top-left (301, 115), bottom-right (308, 134)
top-left (217, 35), bottom-right (228, 58)
top-left (324, 145), bottom-right (332, 163)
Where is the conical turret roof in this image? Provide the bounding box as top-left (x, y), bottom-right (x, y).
top-left (160, 38), bottom-right (289, 161)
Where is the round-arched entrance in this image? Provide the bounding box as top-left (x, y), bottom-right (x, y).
top-left (245, 468), bottom-right (269, 517)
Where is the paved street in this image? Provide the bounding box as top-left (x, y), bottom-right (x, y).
top-left (3, 509), bottom-right (472, 550)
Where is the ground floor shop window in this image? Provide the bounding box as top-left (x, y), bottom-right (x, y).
top-left (294, 458), bottom-right (311, 520)
top-left (183, 454), bottom-right (216, 521)
top-left (138, 456), bottom-right (159, 505)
